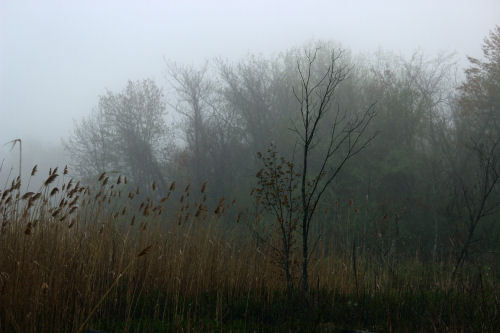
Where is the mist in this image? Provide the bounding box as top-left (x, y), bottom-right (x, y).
top-left (1, 1), bottom-right (498, 146)
top-left (1, 1), bottom-right (500, 331)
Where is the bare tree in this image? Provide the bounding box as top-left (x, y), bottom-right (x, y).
top-left (217, 56), bottom-right (291, 156)
top-left (65, 79), bottom-right (169, 191)
top-left (369, 51), bottom-right (457, 261)
top-left (166, 61), bottom-right (250, 199)
top-left (447, 26), bottom-right (500, 277)
top-left (447, 136), bottom-right (500, 278)
top-left (166, 62), bottom-right (213, 187)
top-left (64, 109), bottom-right (115, 181)
top-left (291, 48), bottom-right (376, 302)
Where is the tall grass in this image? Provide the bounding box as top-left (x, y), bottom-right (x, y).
top-left (0, 166), bottom-right (498, 332)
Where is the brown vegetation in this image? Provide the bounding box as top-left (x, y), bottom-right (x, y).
top-left (0, 168), bottom-right (498, 332)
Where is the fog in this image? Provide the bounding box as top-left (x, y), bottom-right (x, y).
top-left (0, 0), bottom-right (499, 183)
top-left (1, 1), bottom-right (498, 146)
top-left (1, 2), bottom-right (500, 328)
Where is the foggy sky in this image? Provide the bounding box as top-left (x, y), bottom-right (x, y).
top-left (1, 0), bottom-right (499, 149)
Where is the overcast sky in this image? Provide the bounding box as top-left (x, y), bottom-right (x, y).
top-left (1, 0), bottom-right (499, 149)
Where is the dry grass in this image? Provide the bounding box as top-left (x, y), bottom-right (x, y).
top-left (0, 167), bottom-right (498, 332)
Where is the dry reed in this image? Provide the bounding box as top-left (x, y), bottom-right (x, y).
top-left (0, 166), bottom-right (498, 332)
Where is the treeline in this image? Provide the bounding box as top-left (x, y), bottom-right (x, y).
top-left (65, 28), bottom-right (500, 273)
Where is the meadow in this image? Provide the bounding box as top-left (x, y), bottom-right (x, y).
top-left (0, 167), bottom-right (498, 332)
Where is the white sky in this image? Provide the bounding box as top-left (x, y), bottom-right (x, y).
top-left (0, 0), bottom-right (499, 148)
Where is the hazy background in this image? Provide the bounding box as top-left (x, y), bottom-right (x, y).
top-left (0, 0), bottom-right (499, 173)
